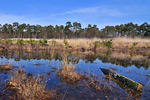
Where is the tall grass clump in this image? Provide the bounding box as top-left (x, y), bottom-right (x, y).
top-left (57, 58), bottom-right (82, 83)
top-left (7, 68), bottom-right (54, 100)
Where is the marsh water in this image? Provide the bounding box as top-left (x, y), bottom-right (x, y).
top-left (0, 50), bottom-right (150, 100)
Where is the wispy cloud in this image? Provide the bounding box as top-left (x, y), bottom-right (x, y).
top-left (64, 7), bottom-right (125, 17)
top-left (101, 8), bottom-right (124, 17)
top-left (65, 7), bottom-right (99, 14)
top-left (0, 6), bottom-right (126, 28)
top-left (0, 14), bottom-right (41, 25)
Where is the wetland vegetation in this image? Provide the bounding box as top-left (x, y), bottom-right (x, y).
top-left (1, 0), bottom-right (150, 98)
top-left (0, 46), bottom-right (150, 99)
top-left (0, 21), bottom-right (150, 100)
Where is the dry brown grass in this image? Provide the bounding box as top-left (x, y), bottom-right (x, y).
top-left (52, 37), bottom-right (150, 49)
top-left (7, 38), bottom-right (104, 48)
top-left (113, 37), bottom-right (150, 48)
top-left (3, 37), bottom-right (150, 49)
top-left (57, 58), bottom-right (82, 83)
top-left (7, 68), bottom-right (54, 100)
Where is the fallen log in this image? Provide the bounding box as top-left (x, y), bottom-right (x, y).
top-left (0, 64), bottom-right (13, 70)
top-left (100, 68), bottom-right (142, 90)
top-left (108, 75), bottom-right (142, 99)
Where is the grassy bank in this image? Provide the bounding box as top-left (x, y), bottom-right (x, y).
top-left (1, 37), bottom-right (150, 47)
top-left (0, 37), bottom-right (150, 55)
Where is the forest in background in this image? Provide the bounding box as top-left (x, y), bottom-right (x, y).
top-left (0, 21), bottom-right (150, 38)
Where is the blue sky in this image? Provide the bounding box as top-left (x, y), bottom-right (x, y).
top-left (0, 0), bottom-right (150, 28)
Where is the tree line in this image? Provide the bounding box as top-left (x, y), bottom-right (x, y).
top-left (0, 21), bottom-right (150, 38)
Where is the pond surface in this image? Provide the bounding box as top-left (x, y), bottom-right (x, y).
top-left (0, 51), bottom-right (150, 100)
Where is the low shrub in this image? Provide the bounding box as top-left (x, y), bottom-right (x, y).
top-left (17, 39), bottom-right (24, 45)
top-left (130, 42), bottom-right (138, 50)
top-left (39, 39), bottom-right (48, 46)
top-left (51, 40), bottom-right (57, 46)
top-left (93, 39), bottom-right (112, 49)
top-left (26, 39), bottom-right (38, 45)
top-left (5, 39), bottom-right (12, 44)
top-left (63, 39), bottom-right (69, 47)
top-left (93, 41), bottom-right (101, 49)
top-left (102, 39), bottom-right (113, 48)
